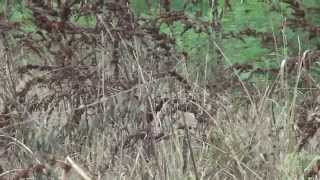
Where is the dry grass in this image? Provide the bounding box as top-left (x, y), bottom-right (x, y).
top-left (0, 23), bottom-right (320, 180)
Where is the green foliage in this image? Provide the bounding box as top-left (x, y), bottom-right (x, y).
top-left (164, 22), bottom-right (209, 55)
top-left (222, 37), bottom-right (270, 64)
top-left (6, 2), bottom-right (36, 32)
top-left (1, 0), bottom-right (319, 79)
top-left (222, 1), bottom-right (272, 32)
top-left (130, 0), bottom-right (150, 16)
top-left (71, 14), bottom-right (96, 28)
top-left (132, 0), bottom-right (319, 80)
top-left (0, 1), bottom-right (97, 32)
top-left (281, 152), bottom-right (320, 179)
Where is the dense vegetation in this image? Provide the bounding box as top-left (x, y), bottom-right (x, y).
top-left (0, 0), bottom-right (320, 179)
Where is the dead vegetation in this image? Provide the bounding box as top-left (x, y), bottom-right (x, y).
top-left (0, 0), bottom-right (320, 179)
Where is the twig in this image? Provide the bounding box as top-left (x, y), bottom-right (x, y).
top-left (66, 156), bottom-right (92, 180)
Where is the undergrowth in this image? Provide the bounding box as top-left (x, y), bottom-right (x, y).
top-left (0, 1), bottom-right (320, 180)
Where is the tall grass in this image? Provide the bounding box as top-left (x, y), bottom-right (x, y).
top-left (1, 4), bottom-right (320, 179)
